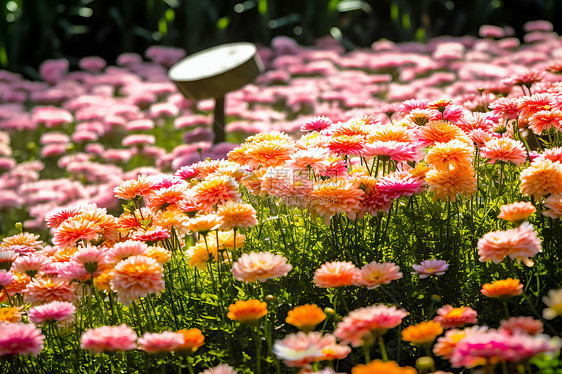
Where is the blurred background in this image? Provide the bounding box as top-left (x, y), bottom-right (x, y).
top-left (1, 0), bottom-right (561, 79)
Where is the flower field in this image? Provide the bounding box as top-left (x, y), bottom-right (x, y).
top-left (1, 20), bottom-right (562, 374)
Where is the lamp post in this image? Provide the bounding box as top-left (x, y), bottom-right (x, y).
top-left (168, 42), bottom-right (263, 144)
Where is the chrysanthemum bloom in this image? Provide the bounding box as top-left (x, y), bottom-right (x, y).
top-left (176, 328), bottom-right (204, 356)
top-left (114, 174), bottom-right (155, 200)
top-left (245, 138), bottom-right (296, 169)
top-left (227, 299), bottom-right (267, 325)
top-left (433, 326), bottom-right (488, 359)
top-left (1, 232), bottom-right (43, 256)
top-left (153, 208), bottom-right (191, 235)
top-left (286, 147), bottom-right (331, 171)
top-left (535, 147), bottom-right (562, 164)
top-left (0, 306), bottom-right (23, 323)
top-left (362, 141), bottom-right (418, 163)
top-left (93, 269), bottom-right (114, 292)
top-left (187, 213), bottom-right (221, 234)
top-left (110, 255), bottom-right (165, 306)
top-left (426, 140), bottom-right (473, 171)
top-left (27, 301), bottom-right (76, 325)
top-left (0, 250), bottom-right (17, 271)
top-left (80, 324), bottom-right (137, 353)
top-left (520, 159), bottom-right (562, 199)
top-left (1, 272), bottom-right (31, 301)
top-left (426, 166), bottom-right (477, 202)
top-left (273, 332), bottom-right (350, 367)
top-left (188, 240), bottom-right (218, 269)
top-left (145, 183), bottom-right (190, 211)
top-left (192, 175), bottom-right (241, 210)
top-left (130, 226), bottom-right (171, 242)
top-left (528, 109), bottom-right (562, 134)
top-left (286, 304), bottom-right (326, 332)
top-left (353, 261), bottom-right (403, 289)
top-left (489, 97), bottom-right (520, 121)
top-left (480, 137), bottom-right (527, 166)
top-left (0, 322), bottom-right (45, 356)
top-left (411, 259), bottom-right (449, 278)
top-left (357, 176), bottom-right (392, 218)
top-left (406, 109), bottom-right (437, 126)
top-left (376, 171), bottom-right (425, 202)
top-left (434, 305), bottom-right (477, 329)
top-left (217, 201), bottom-right (258, 231)
top-left (106, 240), bottom-right (150, 265)
top-left (0, 269), bottom-right (13, 286)
top-left (309, 178), bottom-right (364, 225)
top-left (200, 364), bottom-right (238, 374)
top-left (368, 123), bottom-right (417, 143)
top-left (334, 304), bottom-right (408, 346)
top-left (499, 316), bottom-right (543, 335)
top-left (402, 321), bottom-right (443, 345)
top-left (231, 252), bottom-right (292, 283)
top-left (138, 331), bottom-right (184, 354)
top-left (481, 278), bottom-right (523, 299)
top-left (327, 134), bottom-right (365, 156)
top-left (52, 216), bottom-right (99, 249)
top-left (147, 246), bottom-right (171, 264)
top-left (477, 222), bottom-right (541, 265)
top-left (12, 255), bottom-right (50, 278)
top-left (351, 359), bottom-right (416, 374)
top-left (542, 288), bottom-right (562, 320)
top-left (544, 194), bottom-right (562, 219)
top-left (498, 202), bottom-right (536, 224)
top-left (24, 277), bottom-right (77, 304)
top-left (301, 116), bottom-right (333, 132)
top-left (71, 244), bottom-right (107, 277)
top-left (314, 261), bottom-right (358, 288)
top-left (417, 120), bottom-right (467, 147)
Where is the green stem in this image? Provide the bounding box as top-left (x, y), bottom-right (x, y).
top-left (255, 326), bottom-right (262, 374)
top-left (363, 343), bottom-right (371, 363)
top-left (377, 334), bottom-right (388, 362)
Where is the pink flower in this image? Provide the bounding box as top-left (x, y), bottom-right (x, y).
top-left (232, 252), bottom-right (292, 283)
top-left (353, 261), bottom-right (403, 289)
top-left (477, 222), bottom-right (542, 266)
top-left (272, 332), bottom-right (350, 367)
top-left (411, 259), bottom-right (449, 279)
top-left (0, 269), bottom-right (13, 286)
top-left (480, 138), bottom-right (527, 166)
top-left (138, 331), bottom-right (184, 354)
top-left (145, 46), bottom-right (186, 68)
top-left (0, 322), bottom-right (45, 356)
top-left (199, 364), bottom-right (238, 374)
top-left (122, 134), bottom-right (156, 147)
top-left (12, 255), bottom-right (50, 277)
top-left (300, 116), bottom-right (333, 132)
top-left (80, 324), bottom-right (137, 353)
top-left (362, 141), bottom-right (418, 162)
top-left (106, 240), bottom-right (150, 265)
top-left (334, 304), bottom-right (408, 346)
top-left (376, 171), bottom-right (425, 202)
top-left (27, 301), bottom-right (76, 325)
top-left (434, 305), bottom-right (477, 329)
top-left (79, 56), bottom-right (106, 72)
top-left (40, 59), bottom-right (68, 85)
top-left (499, 317), bottom-right (543, 336)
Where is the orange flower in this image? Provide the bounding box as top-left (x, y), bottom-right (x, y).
top-left (217, 201), bottom-right (258, 230)
top-left (352, 359), bottom-right (416, 374)
top-left (245, 139), bottom-right (295, 168)
top-left (146, 183), bottom-right (189, 211)
top-left (332, 118), bottom-right (373, 139)
top-left (401, 321), bottom-right (443, 344)
top-left (1, 232), bottom-right (43, 251)
top-left (114, 174), bottom-right (154, 200)
top-left (327, 134), bottom-right (365, 155)
top-left (188, 240), bottom-right (218, 269)
top-left (314, 261), bottom-right (358, 288)
top-left (187, 213), bottom-right (221, 234)
top-left (110, 255), bottom-right (165, 306)
top-left (153, 208), bottom-right (190, 234)
top-left (192, 175), bottom-right (241, 210)
top-left (176, 328), bottom-right (204, 355)
top-left (480, 138), bottom-right (527, 166)
top-left (24, 277), bottom-right (77, 305)
top-left (147, 246), bottom-right (171, 264)
top-left (425, 140), bottom-right (473, 171)
top-left (0, 306), bottom-right (23, 323)
top-left (93, 268), bottom-right (114, 292)
top-left (52, 216), bottom-right (99, 249)
top-left (0, 272), bottom-right (31, 302)
top-left (426, 167), bottom-right (477, 202)
top-left (368, 123), bottom-right (416, 143)
top-left (520, 159), bottom-right (562, 199)
top-left (227, 299), bottom-right (267, 324)
top-left (498, 201), bottom-right (536, 223)
top-left (228, 143), bottom-right (252, 166)
top-left (286, 304), bottom-right (326, 332)
top-left (418, 120), bottom-right (467, 147)
top-left (433, 329), bottom-right (467, 358)
top-left (310, 178), bottom-right (364, 225)
top-left (481, 278), bottom-right (523, 298)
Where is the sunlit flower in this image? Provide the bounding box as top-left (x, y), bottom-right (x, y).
top-left (146, 183), bottom-right (189, 211)
top-left (1, 272), bottom-right (31, 300)
top-left (286, 304), bottom-right (326, 332)
top-left (24, 277), bottom-right (77, 305)
top-left (314, 261), bottom-right (358, 288)
top-left (376, 171), bottom-right (425, 202)
top-left (1, 232), bottom-right (43, 256)
top-left (0, 269), bottom-right (13, 286)
top-left (232, 252), bottom-right (292, 283)
top-left (52, 216), bottom-right (99, 249)
top-left (192, 175), bottom-right (241, 210)
top-left (434, 305), bottom-right (477, 328)
top-left (528, 109), bottom-right (562, 134)
top-left (544, 194), bottom-right (562, 219)
top-left (417, 120), bottom-right (467, 147)
top-left (480, 138), bottom-right (527, 166)
top-left (310, 178), bottom-right (364, 224)
top-left (351, 359), bottom-right (416, 374)
top-left (286, 147), bottom-right (331, 171)
top-left (542, 288), bottom-right (562, 320)
top-left (520, 159), bottom-right (562, 199)
top-left (498, 201), bottom-right (536, 224)
top-left (0, 251), bottom-right (17, 271)
top-left (187, 213), bottom-right (221, 234)
top-left (0, 306), bottom-right (23, 323)
top-left (481, 278), bottom-right (523, 299)
top-left (402, 321), bottom-right (443, 345)
top-left (426, 140), bottom-right (473, 171)
top-left (301, 116), bottom-right (333, 132)
top-left (273, 332), bottom-right (350, 368)
top-left (433, 326), bottom-right (488, 359)
top-left (188, 240), bottom-right (218, 269)
top-left (176, 328), bottom-right (205, 356)
top-left (499, 316), bottom-right (543, 335)
top-left (27, 301), bottom-right (76, 325)
top-left (138, 331), bottom-right (184, 354)
top-left (227, 299), bottom-right (267, 324)
top-left (45, 206), bottom-right (82, 229)
top-left (353, 261), bottom-right (402, 289)
top-left (411, 259), bottom-right (448, 278)
top-left (327, 134), bottom-right (364, 155)
top-left (80, 324), bottom-right (137, 353)
top-left (153, 208), bottom-right (190, 234)
top-left (110, 255), bottom-right (165, 306)
top-left (217, 201), bottom-right (258, 230)
top-left (0, 322), bottom-right (45, 356)
top-left (114, 174), bottom-right (155, 200)
top-left (477, 222), bottom-right (541, 265)
top-left (426, 166), bottom-right (477, 202)
top-left (334, 304), bottom-right (408, 346)
top-left (362, 140), bottom-right (419, 163)
top-left (106, 240), bottom-right (150, 265)
top-left (245, 139), bottom-right (295, 168)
